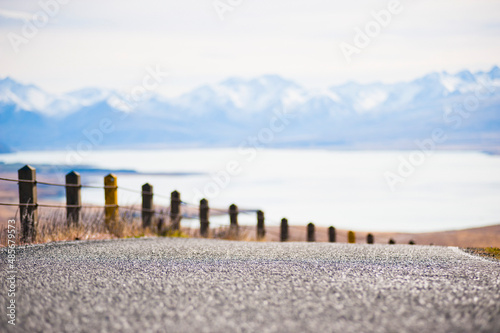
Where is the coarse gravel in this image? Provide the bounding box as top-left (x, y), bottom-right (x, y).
top-left (1, 237), bottom-right (499, 333)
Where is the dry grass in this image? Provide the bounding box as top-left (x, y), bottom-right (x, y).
top-left (465, 247), bottom-right (500, 261)
top-left (0, 207), bottom-right (258, 247)
top-left (484, 247), bottom-right (500, 258)
top-left (0, 207), bottom-right (152, 246)
top-left (176, 225), bottom-right (255, 241)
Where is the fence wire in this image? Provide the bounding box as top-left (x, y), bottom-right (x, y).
top-left (0, 175), bottom-right (258, 219)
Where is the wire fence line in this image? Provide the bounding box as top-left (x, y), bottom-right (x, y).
top-left (0, 176), bottom-right (169, 196)
top-left (1, 165), bottom-right (288, 245)
top-left (1, 166), bottom-right (403, 246)
top-left (0, 202), bottom-right (205, 216)
top-left (0, 174), bottom-right (256, 216)
top-left (0, 176), bottom-right (111, 189)
top-left (0, 202), bottom-right (20, 207)
top-left (0, 175), bottom-right (171, 205)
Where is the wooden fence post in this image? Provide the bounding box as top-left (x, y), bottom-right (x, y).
top-left (157, 216), bottom-right (165, 234)
top-left (170, 190), bottom-right (181, 231)
top-left (256, 210), bottom-right (265, 240)
top-left (328, 226), bottom-right (336, 243)
top-left (367, 233), bottom-right (374, 244)
top-left (104, 174), bottom-right (118, 230)
top-left (229, 204), bottom-right (238, 235)
top-left (18, 165), bottom-right (37, 243)
top-left (200, 198), bottom-right (209, 237)
top-left (348, 230), bottom-right (355, 243)
top-left (307, 222), bottom-right (315, 242)
top-left (66, 171), bottom-right (81, 228)
top-left (142, 183), bottom-right (153, 229)
top-left (280, 218), bottom-right (288, 242)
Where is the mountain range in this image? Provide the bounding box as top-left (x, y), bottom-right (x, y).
top-left (1, 67), bottom-right (499, 152)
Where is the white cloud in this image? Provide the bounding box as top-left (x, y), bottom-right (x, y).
top-left (0, 0), bottom-right (499, 95)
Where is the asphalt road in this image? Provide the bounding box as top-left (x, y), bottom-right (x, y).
top-left (1, 238), bottom-right (499, 333)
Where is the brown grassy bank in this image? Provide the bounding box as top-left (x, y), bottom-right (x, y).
top-left (262, 224), bottom-right (500, 247)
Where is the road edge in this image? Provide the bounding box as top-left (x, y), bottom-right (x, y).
top-left (448, 246), bottom-right (500, 264)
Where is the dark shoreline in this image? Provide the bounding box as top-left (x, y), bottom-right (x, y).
top-left (0, 162), bottom-right (205, 177)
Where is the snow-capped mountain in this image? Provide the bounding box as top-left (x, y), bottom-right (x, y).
top-left (0, 77), bottom-right (114, 117)
top-left (174, 75), bottom-right (308, 117)
top-left (0, 77), bottom-right (53, 113)
top-left (1, 67), bottom-right (499, 151)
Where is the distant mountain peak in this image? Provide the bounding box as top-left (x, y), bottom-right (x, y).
top-left (0, 76), bottom-right (13, 83)
top-left (1, 66), bottom-right (499, 117)
top-left (1, 66), bottom-right (499, 151)
top-left (456, 70), bottom-right (475, 82)
top-left (489, 65), bottom-right (500, 79)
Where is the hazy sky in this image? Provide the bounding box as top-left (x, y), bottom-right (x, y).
top-left (0, 0), bottom-right (499, 96)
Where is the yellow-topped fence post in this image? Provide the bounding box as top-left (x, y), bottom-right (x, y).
top-left (348, 230), bottom-right (356, 243)
top-left (104, 174), bottom-right (119, 232)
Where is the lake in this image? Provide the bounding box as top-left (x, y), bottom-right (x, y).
top-left (1, 149), bottom-right (499, 232)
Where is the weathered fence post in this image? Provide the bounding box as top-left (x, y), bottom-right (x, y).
top-left (229, 204), bottom-right (238, 235)
top-left (307, 222), bottom-right (315, 242)
top-left (348, 230), bottom-right (355, 243)
top-left (18, 165), bottom-right (37, 243)
top-left (328, 226), bottom-right (336, 243)
top-left (367, 233), bottom-right (374, 244)
top-left (66, 171), bottom-right (81, 228)
top-left (157, 216), bottom-right (165, 234)
top-left (280, 218), bottom-right (288, 242)
top-left (200, 198), bottom-right (209, 237)
top-left (142, 183), bottom-right (153, 229)
top-left (170, 190), bottom-right (181, 231)
top-left (104, 174), bottom-right (119, 230)
top-left (256, 210), bottom-right (265, 240)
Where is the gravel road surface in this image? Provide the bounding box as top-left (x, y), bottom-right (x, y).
top-left (1, 238), bottom-right (499, 332)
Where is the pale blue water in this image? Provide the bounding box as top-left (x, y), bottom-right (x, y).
top-left (1, 149), bottom-right (499, 232)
